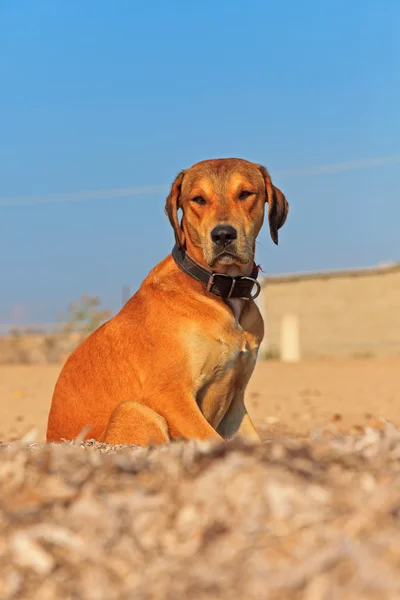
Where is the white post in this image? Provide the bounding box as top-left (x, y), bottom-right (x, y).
top-left (280, 313), bottom-right (300, 362)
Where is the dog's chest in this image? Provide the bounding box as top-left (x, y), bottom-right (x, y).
top-left (224, 299), bottom-right (257, 380)
top-left (193, 325), bottom-right (257, 427)
top-left (188, 301), bottom-right (260, 384)
top-left (184, 297), bottom-right (261, 399)
top-left (194, 318), bottom-right (256, 384)
top-left (227, 328), bottom-right (257, 385)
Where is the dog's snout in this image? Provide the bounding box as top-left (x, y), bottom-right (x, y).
top-left (210, 225), bottom-right (237, 247)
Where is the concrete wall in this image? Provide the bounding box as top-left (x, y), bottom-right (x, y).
top-left (260, 264), bottom-right (400, 359)
top-left (2, 264), bottom-right (400, 363)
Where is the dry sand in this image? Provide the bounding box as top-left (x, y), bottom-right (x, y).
top-left (0, 358), bottom-right (399, 443)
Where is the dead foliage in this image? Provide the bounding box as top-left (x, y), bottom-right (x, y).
top-left (1, 421), bottom-right (400, 599)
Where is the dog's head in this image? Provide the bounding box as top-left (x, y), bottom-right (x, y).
top-left (165, 158), bottom-right (289, 270)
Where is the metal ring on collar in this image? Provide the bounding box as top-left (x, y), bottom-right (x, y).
top-left (236, 277), bottom-right (261, 300)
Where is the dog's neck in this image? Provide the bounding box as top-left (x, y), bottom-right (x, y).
top-left (225, 298), bottom-right (245, 322)
top-left (179, 241), bottom-right (254, 322)
top-left (222, 264), bottom-right (248, 322)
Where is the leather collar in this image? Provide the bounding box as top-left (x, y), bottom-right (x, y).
top-left (172, 245), bottom-right (261, 300)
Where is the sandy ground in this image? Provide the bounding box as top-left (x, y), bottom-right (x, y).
top-left (1, 358), bottom-right (399, 443)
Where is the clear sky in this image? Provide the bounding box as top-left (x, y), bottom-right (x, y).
top-left (1, 0), bottom-right (399, 324)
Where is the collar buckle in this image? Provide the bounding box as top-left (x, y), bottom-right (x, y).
top-left (207, 273), bottom-right (236, 298)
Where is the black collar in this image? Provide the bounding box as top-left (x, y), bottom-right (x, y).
top-left (172, 245), bottom-right (261, 300)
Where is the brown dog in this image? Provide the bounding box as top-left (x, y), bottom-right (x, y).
top-left (46, 158), bottom-right (289, 446)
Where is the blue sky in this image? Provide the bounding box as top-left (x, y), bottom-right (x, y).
top-left (1, 0), bottom-right (399, 324)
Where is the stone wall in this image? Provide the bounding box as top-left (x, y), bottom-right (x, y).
top-left (260, 263), bottom-right (400, 359)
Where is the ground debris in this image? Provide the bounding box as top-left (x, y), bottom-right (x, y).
top-left (1, 423), bottom-right (400, 599)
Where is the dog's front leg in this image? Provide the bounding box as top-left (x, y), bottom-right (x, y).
top-left (216, 391), bottom-right (261, 442)
top-left (154, 391), bottom-right (223, 443)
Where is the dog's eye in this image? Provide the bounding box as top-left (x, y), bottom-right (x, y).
top-left (191, 196), bottom-right (206, 205)
top-left (238, 190), bottom-right (254, 200)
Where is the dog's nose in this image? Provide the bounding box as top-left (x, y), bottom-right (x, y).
top-left (211, 225), bottom-right (238, 247)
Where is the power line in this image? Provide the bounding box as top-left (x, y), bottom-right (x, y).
top-left (0, 184), bottom-right (168, 208)
top-left (1, 154), bottom-right (399, 208)
top-left (275, 154), bottom-right (400, 177)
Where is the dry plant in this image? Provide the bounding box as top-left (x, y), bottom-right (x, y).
top-left (0, 295), bottom-right (111, 365)
top-left (60, 294), bottom-right (111, 335)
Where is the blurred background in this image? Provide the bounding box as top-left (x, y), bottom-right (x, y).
top-left (0, 0), bottom-right (399, 441)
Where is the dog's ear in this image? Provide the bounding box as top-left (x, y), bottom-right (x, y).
top-left (164, 170), bottom-right (185, 248)
top-left (259, 165), bottom-right (289, 245)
